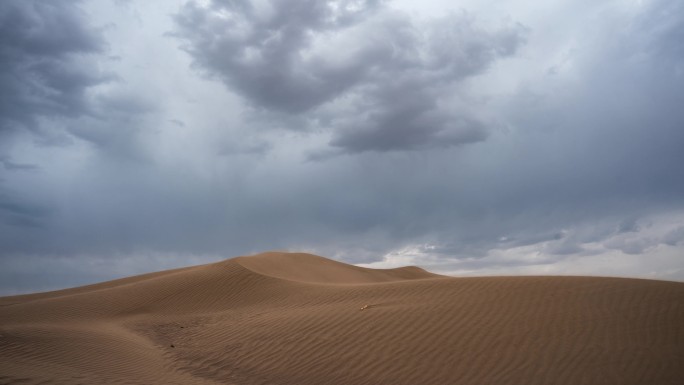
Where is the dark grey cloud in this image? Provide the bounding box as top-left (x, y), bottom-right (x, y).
top-left (334, 0), bottom-right (684, 261)
top-left (174, 0), bottom-right (385, 113)
top-left (174, 1), bottom-right (526, 154)
top-left (0, 188), bottom-right (53, 268)
top-left (0, 197), bottom-right (50, 228)
top-left (65, 89), bottom-right (159, 161)
top-left (0, 0), bottom-right (166, 166)
top-left (662, 226), bottom-right (684, 246)
top-left (0, 156), bottom-right (38, 171)
top-left (617, 218), bottom-right (641, 234)
top-left (0, 1), bottom-right (153, 262)
top-left (604, 236), bottom-right (657, 256)
top-left (2, 0), bottom-right (684, 294)
top-left (0, 1), bottom-right (107, 133)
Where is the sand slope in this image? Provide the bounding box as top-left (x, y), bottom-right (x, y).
top-left (1, 252), bottom-right (683, 385)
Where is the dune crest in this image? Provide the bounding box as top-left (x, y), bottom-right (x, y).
top-left (1, 251), bottom-right (683, 385)
top-left (234, 251), bottom-right (441, 284)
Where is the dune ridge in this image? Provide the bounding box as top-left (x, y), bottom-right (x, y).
top-left (234, 252), bottom-right (441, 284)
top-left (1, 251), bottom-right (683, 384)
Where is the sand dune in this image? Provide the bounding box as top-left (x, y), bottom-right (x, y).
top-left (1, 252), bottom-right (683, 384)
top-left (234, 252), bottom-right (441, 284)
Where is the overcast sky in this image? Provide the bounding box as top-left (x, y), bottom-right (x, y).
top-left (1, 0), bottom-right (683, 294)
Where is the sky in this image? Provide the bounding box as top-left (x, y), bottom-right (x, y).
top-left (1, 0), bottom-right (683, 294)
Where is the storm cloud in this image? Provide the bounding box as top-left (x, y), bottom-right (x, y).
top-left (174, 0), bottom-right (526, 153)
top-left (0, 1), bottom-right (106, 133)
top-left (0, 0), bottom-right (683, 294)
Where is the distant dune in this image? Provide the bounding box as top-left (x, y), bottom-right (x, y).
top-left (1, 251), bottom-right (683, 384)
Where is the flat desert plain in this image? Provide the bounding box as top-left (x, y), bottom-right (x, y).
top-left (1, 252), bottom-right (683, 384)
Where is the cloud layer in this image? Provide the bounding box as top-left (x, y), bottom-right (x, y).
top-left (174, 0), bottom-right (526, 154)
top-left (0, 0), bottom-right (683, 294)
top-left (0, 1), bottom-right (106, 134)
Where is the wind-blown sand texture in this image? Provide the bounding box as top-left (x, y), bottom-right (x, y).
top-left (1, 252), bottom-right (683, 385)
